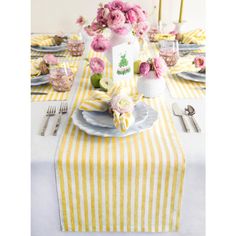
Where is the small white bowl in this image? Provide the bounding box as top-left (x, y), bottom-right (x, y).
top-left (137, 71), bottom-right (166, 98)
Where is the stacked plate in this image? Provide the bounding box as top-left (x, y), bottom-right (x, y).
top-left (179, 43), bottom-right (205, 51)
top-left (72, 102), bottom-right (158, 137)
top-left (31, 74), bottom-right (49, 86)
top-left (31, 42), bottom-right (67, 53)
top-left (176, 71), bottom-right (206, 83)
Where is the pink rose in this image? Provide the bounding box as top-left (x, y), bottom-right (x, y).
top-left (111, 95), bottom-right (134, 114)
top-left (125, 9), bottom-right (138, 24)
top-left (97, 7), bottom-right (110, 25)
top-left (139, 62), bottom-right (150, 76)
top-left (76, 16), bottom-right (86, 26)
top-left (194, 56), bottom-right (206, 69)
top-left (107, 10), bottom-right (126, 30)
top-left (89, 57), bottom-right (105, 74)
top-left (91, 35), bottom-right (110, 52)
top-left (153, 57), bottom-right (167, 79)
top-left (91, 22), bottom-right (103, 32)
top-left (133, 5), bottom-right (147, 22)
top-left (109, 0), bottom-right (126, 11)
top-left (43, 54), bottom-right (58, 65)
top-left (84, 25), bottom-right (96, 36)
top-left (134, 21), bottom-right (149, 38)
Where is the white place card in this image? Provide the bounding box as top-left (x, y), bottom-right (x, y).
top-left (112, 42), bottom-right (134, 82)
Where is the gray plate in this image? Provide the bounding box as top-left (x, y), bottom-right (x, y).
top-left (176, 72), bottom-right (206, 83)
top-left (179, 44), bottom-right (204, 51)
top-left (72, 105), bottom-right (158, 137)
top-left (31, 75), bottom-right (49, 86)
top-left (31, 43), bottom-right (67, 52)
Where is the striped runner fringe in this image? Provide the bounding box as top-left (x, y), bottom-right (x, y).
top-left (55, 49), bottom-right (186, 232)
top-left (149, 43), bottom-right (206, 99)
top-left (31, 57), bottom-right (82, 102)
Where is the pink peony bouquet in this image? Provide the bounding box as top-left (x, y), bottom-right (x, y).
top-left (139, 57), bottom-right (167, 79)
top-left (82, 0), bottom-right (148, 52)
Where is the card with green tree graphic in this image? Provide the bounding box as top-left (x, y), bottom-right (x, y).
top-left (112, 43), bottom-right (133, 82)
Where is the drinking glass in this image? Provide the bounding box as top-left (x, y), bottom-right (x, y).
top-left (159, 40), bottom-right (179, 67)
top-left (48, 63), bottom-right (74, 92)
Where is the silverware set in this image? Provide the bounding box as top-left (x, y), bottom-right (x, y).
top-left (40, 102), bottom-right (68, 136)
top-left (172, 103), bottom-right (201, 133)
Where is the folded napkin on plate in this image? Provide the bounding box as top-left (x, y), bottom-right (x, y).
top-left (181, 29), bottom-right (206, 45)
top-left (154, 34), bottom-right (176, 41)
top-left (79, 84), bottom-right (142, 132)
top-left (31, 35), bottom-right (55, 47)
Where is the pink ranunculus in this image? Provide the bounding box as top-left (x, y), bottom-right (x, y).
top-left (84, 25), bottom-right (97, 36)
top-left (97, 7), bottom-right (110, 25)
top-left (153, 57), bottom-right (167, 79)
top-left (125, 9), bottom-right (138, 24)
top-left (139, 62), bottom-right (151, 76)
top-left (111, 95), bottom-right (134, 114)
top-left (134, 21), bottom-right (149, 38)
top-left (76, 16), bottom-right (86, 26)
top-left (194, 56), bottom-right (206, 69)
top-left (43, 54), bottom-right (58, 65)
top-left (89, 57), bottom-right (105, 74)
top-left (133, 5), bottom-right (147, 22)
top-left (91, 35), bottom-right (110, 52)
top-left (107, 10), bottom-right (126, 30)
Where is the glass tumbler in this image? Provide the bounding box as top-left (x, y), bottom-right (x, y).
top-left (159, 40), bottom-right (179, 67)
top-left (49, 64), bottom-right (74, 92)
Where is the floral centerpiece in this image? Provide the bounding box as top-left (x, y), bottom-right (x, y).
top-left (137, 57), bottom-right (167, 98)
top-left (77, 0), bottom-right (149, 61)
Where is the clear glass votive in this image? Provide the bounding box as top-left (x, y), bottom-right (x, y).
top-left (49, 65), bottom-right (74, 92)
top-left (159, 40), bottom-right (179, 67)
top-left (67, 39), bottom-right (85, 57)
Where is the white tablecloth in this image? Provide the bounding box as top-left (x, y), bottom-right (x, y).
top-left (31, 65), bottom-right (205, 236)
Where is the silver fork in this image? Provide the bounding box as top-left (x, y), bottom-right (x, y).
top-left (40, 106), bottom-right (56, 136)
top-left (53, 102), bottom-right (68, 136)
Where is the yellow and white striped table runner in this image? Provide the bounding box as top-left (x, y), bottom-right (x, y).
top-left (31, 57), bottom-right (81, 102)
top-left (55, 50), bottom-right (186, 232)
top-left (150, 44), bottom-right (206, 99)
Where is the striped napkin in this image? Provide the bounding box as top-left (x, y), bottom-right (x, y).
top-left (149, 44), bottom-right (205, 99)
top-left (31, 49), bottom-right (71, 57)
top-left (31, 58), bottom-right (81, 102)
top-left (55, 49), bottom-right (186, 232)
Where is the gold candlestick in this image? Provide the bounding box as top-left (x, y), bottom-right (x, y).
top-left (158, 0), bottom-right (162, 23)
top-left (179, 0), bottom-right (184, 23)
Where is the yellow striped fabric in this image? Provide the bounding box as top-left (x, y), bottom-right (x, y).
top-left (150, 44), bottom-right (206, 99)
top-left (55, 49), bottom-right (186, 232)
top-left (31, 57), bottom-right (81, 102)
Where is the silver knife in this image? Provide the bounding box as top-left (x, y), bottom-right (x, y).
top-left (172, 103), bottom-right (190, 132)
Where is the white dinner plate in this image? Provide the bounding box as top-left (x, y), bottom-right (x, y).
top-left (31, 74), bottom-right (49, 86)
top-left (176, 72), bottom-right (206, 83)
top-left (72, 104), bottom-right (158, 137)
top-left (82, 102), bottom-right (148, 128)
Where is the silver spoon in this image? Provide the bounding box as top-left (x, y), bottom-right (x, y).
top-left (185, 105), bottom-right (201, 132)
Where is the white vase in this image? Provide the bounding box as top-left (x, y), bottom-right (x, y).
top-left (105, 27), bottom-right (140, 63)
top-left (137, 71), bottom-right (166, 98)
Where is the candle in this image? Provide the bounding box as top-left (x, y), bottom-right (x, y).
top-left (158, 0), bottom-right (162, 22)
top-left (179, 0), bottom-right (184, 23)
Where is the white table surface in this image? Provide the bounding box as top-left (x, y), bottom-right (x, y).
top-left (31, 60), bottom-right (205, 236)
